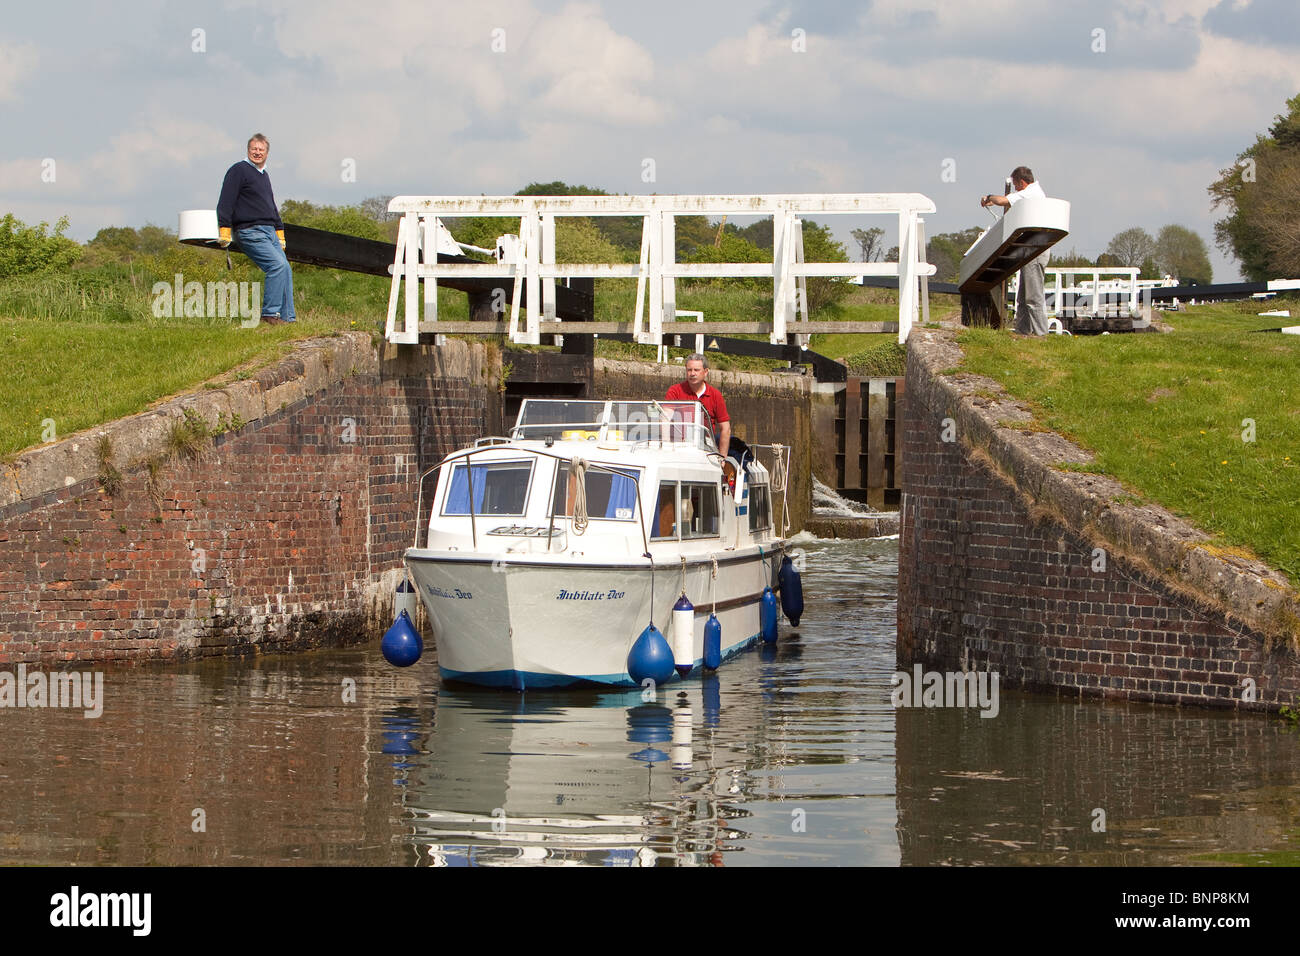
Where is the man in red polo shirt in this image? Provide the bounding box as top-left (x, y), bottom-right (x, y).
top-left (665, 353), bottom-right (730, 458)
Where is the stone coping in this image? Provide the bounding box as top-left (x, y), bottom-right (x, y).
top-left (595, 357), bottom-right (813, 395)
top-left (908, 328), bottom-right (1299, 646)
top-left (0, 331), bottom-right (378, 511)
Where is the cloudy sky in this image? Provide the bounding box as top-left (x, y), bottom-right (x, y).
top-left (3, 0), bottom-right (1299, 281)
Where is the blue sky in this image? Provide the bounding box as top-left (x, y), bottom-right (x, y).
top-left (3, 0), bottom-right (1298, 281)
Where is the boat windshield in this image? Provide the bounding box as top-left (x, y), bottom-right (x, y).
top-left (511, 399), bottom-right (717, 451)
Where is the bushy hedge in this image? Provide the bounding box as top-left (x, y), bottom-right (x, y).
top-left (0, 213), bottom-right (81, 278)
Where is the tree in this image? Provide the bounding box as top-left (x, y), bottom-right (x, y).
top-left (136, 224), bottom-right (175, 256)
top-left (516, 180), bottom-right (606, 196)
top-left (926, 244), bottom-right (957, 284)
top-left (1049, 248), bottom-right (1097, 269)
top-left (81, 226), bottom-right (140, 267)
top-left (733, 218), bottom-right (773, 250)
top-left (798, 220), bottom-right (852, 313)
top-left (682, 232), bottom-right (769, 291)
top-left (515, 181), bottom-right (642, 251)
top-left (0, 213), bottom-right (81, 278)
top-left (850, 226), bottom-right (884, 262)
top-left (87, 226), bottom-right (139, 255)
top-left (1105, 227), bottom-right (1156, 268)
top-left (359, 194), bottom-right (397, 223)
top-left (673, 215), bottom-right (715, 258)
top-left (1154, 224), bottom-right (1212, 285)
top-left (925, 227), bottom-right (983, 283)
top-left (555, 216), bottom-right (633, 264)
top-left (1235, 148), bottom-right (1300, 277)
top-left (280, 199), bottom-right (385, 241)
top-left (1209, 93), bottom-right (1300, 280)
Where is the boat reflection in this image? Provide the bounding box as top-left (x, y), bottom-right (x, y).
top-left (389, 676), bottom-right (753, 866)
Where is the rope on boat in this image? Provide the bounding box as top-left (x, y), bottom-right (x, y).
top-left (571, 457), bottom-right (589, 535)
top-left (767, 443), bottom-right (791, 540)
top-left (770, 443), bottom-right (788, 492)
top-left (710, 555), bottom-right (718, 615)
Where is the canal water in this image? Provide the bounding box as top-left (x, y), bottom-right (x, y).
top-left (4, 536), bottom-right (1300, 866)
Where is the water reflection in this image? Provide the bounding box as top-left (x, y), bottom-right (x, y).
top-left (3, 536), bottom-right (1297, 866)
top-left (400, 687), bottom-right (748, 866)
top-left (895, 696), bottom-right (1300, 865)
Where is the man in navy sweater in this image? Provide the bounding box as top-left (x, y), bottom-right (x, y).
top-left (217, 133), bottom-right (295, 325)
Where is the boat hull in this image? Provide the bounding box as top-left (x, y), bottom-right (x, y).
top-left (405, 548), bottom-right (780, 688)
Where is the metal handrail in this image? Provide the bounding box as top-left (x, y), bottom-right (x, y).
top-left (509, 400), bottom-right (716, 451)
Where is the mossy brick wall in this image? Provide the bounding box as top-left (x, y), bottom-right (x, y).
top-left (0, 339), bottom-right (816, 666)
top-left (0, 334), bottom-right (501, 665)
top-left (897, 330), bottom-right (1300, 711)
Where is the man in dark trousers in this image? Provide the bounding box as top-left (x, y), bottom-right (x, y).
top-left (217, 133), bottom-right (295, 325)
top-left (981, 166), bottom-right (1049, 335)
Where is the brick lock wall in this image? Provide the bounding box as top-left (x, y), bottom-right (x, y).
top-left (898, 332), bottom-right (1300, 711)
top-left (0, 336), bottom-right (499, 665)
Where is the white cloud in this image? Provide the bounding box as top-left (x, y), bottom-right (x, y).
top-left (0, 41), bottom-right (37, 101)
top-left (1, 112), bottom-right (232, 199)
top-left (525, 3), bottom-right (667, 125)
top-left (86, 113), bottom-right (234, 196)
top-left (245, 0), bottom-right (663, 126)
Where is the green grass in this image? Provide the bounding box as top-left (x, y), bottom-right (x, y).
top-left (0, 315), bottom-right (337, 459)
top-left (811, 290), bottom-right (958, 377)
top-left (813, 333), bottom-right (906, 376)
top-left (956, 299), bottom-right (1300, 584)
top-left (0, 249), bottom-right (405, 459)
top-left (0, 256), bottom-right (932, 459)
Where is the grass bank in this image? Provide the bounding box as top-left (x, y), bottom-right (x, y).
top-left (0, 248), bottom-right (402, 458)
top-left (1, 253), bottom-right (922, 458)
top-left (956, 300), bottom-right (1300, 585)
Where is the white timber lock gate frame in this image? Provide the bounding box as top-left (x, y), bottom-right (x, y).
top-left (385, 194), bottom-right (936, 348)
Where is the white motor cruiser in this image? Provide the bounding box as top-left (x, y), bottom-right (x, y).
top-left (400, 399), bottom-right (799, 689)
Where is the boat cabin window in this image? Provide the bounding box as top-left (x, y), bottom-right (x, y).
top-left (513, 400), bottom-right (607, 442)
top-left (551, 463), bottom-right (640, 521)
top-left (748, 483), bottom-right (772, 532)
top-left (652, 481), bottom-right (720, 540)
top-left (443, 461), bottom-right (533, 516)
top-left (653, 482), bottom-right (678, 540)
top-left (680, 482), bottom-right (721, 539)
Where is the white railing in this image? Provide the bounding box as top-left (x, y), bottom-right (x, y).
top-left (658, 311), bottom-right (704, 363)
top-left (1009, 268), bottom-right (1179, 318)
top-left (385, 194), bottom-right (936, 347)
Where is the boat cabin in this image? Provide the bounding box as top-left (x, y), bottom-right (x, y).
top-left (420, 399), bottom-right (776, 559)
